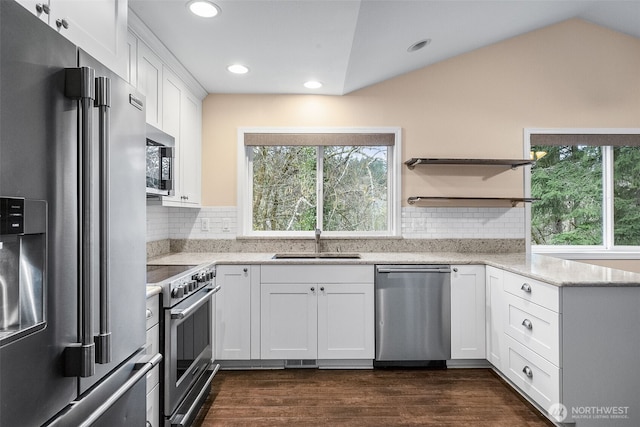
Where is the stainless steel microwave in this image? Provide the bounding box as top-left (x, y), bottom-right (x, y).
top-left (146, 124), bottom-right (174, 197)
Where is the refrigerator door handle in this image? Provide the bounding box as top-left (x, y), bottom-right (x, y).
top-left (64, 66), bottom-right (96, 378)
top-left (94, 76), bottom-right (111, 364)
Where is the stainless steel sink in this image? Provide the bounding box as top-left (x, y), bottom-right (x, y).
top-left (272, 252), bottom-right (361, 259)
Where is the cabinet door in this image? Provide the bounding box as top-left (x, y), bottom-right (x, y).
top-left (486, 266), bottom-right (505, 370)
top-left (179, 91), bottom-right (202, 206)
top-left (261, 284), bottom-right (317, 360)
top-left (161, 67), bottom-right (202, 207)
top-left (160, 67), bottom-right (183, 204)
top-left (317, 283), bottom-right (374, 359)
top-left (450, 265), bottom-right (486, 359)
top-left (49, 0), bottom-right (127, 78)
top-left (15, 0), bottom-right (127, 78)
top-left (126, 31), bottom-right (138, 87)
top-left (137, 42), bottom-right (163, 129)
top-left (215, 265), bottom-right (251, 360)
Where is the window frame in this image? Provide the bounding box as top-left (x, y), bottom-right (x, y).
top-left (525, 128), bottom-right (640, 259)
top-left (237, 127), bottom-right (402, 238)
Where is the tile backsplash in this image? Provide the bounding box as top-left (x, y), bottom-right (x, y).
top-left (147, 204), bottom-right (525, 242)
top-left (401, 206), bottom-right (524, 239)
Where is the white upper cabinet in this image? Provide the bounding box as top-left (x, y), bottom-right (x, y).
top-left (161, 67), bottom-right (202, 207)
top-left (126, 30), bottom-right (137, 87)
top-left (128, 11), bottom-right (206, 208)
top-left (137, 41), bottom-right (163, 129)
top-left (15, 0), bottom-right (48, 22)
top-left (179, 91), bottom-right (202, 206)
top-left (17, 0), bottom-right (128, 78)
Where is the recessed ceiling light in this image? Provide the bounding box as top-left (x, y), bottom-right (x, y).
top-left (227, 64), bottom-right (249, 74)
top-left (304, 81), bottom-right (323, 89)
top-left (407, 38), bottom-right (431, 52)
top-left (187, 0), bottom-right (220, 18)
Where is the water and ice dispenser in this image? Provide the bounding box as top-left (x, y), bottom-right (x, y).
top-left (0, 197), bottom-right (46, 346)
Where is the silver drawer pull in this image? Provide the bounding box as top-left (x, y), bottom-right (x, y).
top-left (521, 283), bottom-right (532, 293)
top-left (521, 319), bottom-right (533, 330)
top-left (522, 366), bottom-right (533, 378)
top-left (146, 308), bottom-right (153, 319)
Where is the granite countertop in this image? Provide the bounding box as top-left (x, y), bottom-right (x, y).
top-left (147, 252), bottom-right (640, 287)
top-left (146, 285), bottom-right (162, 298)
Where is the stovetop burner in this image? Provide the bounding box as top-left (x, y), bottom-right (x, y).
top-left (146, 265), bottom-right (197, 284)
top-left (147, 262), bottom-right (217, 307)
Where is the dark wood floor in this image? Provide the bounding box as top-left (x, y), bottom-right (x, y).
top-left (193, 368), bottom-right (554, 426)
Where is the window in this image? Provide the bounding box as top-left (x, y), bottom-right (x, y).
top-left (529, 131), bottom-right (640, 252)
top-left (240, 129), bottom-right (400, 236)
top-left (531, 145), bottom-right (604, 246)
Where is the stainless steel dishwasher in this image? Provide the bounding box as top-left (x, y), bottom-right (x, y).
top-left (374, 265), bottom-right (451, 367)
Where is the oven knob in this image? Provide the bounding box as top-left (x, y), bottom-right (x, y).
top-left (171, 286), bottom-right (184, 299)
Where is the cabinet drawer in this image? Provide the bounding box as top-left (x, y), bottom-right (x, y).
top-left (146, 295), bottom-right (160, 330)
top-left (504, 293), bottom-right (560, 366)
top-left (503, 271), bottom-right (559, 312)
top-left (146, 323), bottom-right (160, 357)
top-left (146, 381), bottom-right (160, 427)
top-left (146, 364), bottom-right (160, 391)
top-left (261, 265), bottom-right (373, 284)
top-left (504, 335), bottom-right (560, 411)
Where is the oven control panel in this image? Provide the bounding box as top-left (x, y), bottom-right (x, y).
top-left (168, 264), bottom-right (216, 305)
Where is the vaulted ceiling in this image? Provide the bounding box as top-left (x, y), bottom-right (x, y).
top-left (129, 0), bottom-right (640, 95)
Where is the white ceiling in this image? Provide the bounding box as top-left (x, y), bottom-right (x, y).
top-left (129, 0), bottom-right (640, 96)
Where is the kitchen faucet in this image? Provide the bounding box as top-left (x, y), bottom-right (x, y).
top-left (315, 228), bottom-right (321, 253)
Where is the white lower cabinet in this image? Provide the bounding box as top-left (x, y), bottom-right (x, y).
top-left (145, 294), bottom-right (160, 427)
top-left (260, 265), bottom-right (374, 361)
top-left (503, 292), bottom-right (560, 366)
top-left (450, 265), bottom-right (486, 359)
top-left (146, 383), bottom-right (160, 427)
top-left (503, 334), bottom-right (561, 411)
top-left (485, 266), bottom-right (505, 370)
top-left (498, 270), bottom-right (561, 414)
top-left (260, 283), bottom-right (317, 360)
top-left (317, 283), bottom-right (374, 359)
top-left (215, 265), bottom-right (252, 360)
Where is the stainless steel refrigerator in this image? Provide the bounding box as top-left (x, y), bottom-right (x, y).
top-left (0, 1), bottom-right (158, 425)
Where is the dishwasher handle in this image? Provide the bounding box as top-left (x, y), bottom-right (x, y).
top-left (376, 266), bottom-right (451, 274)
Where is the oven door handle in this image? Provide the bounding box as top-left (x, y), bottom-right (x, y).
top-left (170, 286), bottom-right (217, 320)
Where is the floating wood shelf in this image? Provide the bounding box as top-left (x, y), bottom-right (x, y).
top-left (404, 158), bottom-right (534, 170)
top-left (407, 196), bottom-right (540, 207)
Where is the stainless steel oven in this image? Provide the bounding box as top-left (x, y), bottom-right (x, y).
top-left (147, 263), bottom-right (220, 427)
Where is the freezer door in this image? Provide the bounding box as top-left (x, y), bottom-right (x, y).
top-left (77, 48), bottom-right (147, 394)
top-left (46, 351), bottom-right (162, 427)
top-left (0, 2), bottom-right (79, 426)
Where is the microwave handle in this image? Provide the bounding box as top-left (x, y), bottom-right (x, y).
top-left (160, 146), bottom-right (174, 191)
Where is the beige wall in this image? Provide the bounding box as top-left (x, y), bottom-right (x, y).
top-left (202, 18), bottom-right (640, 207)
